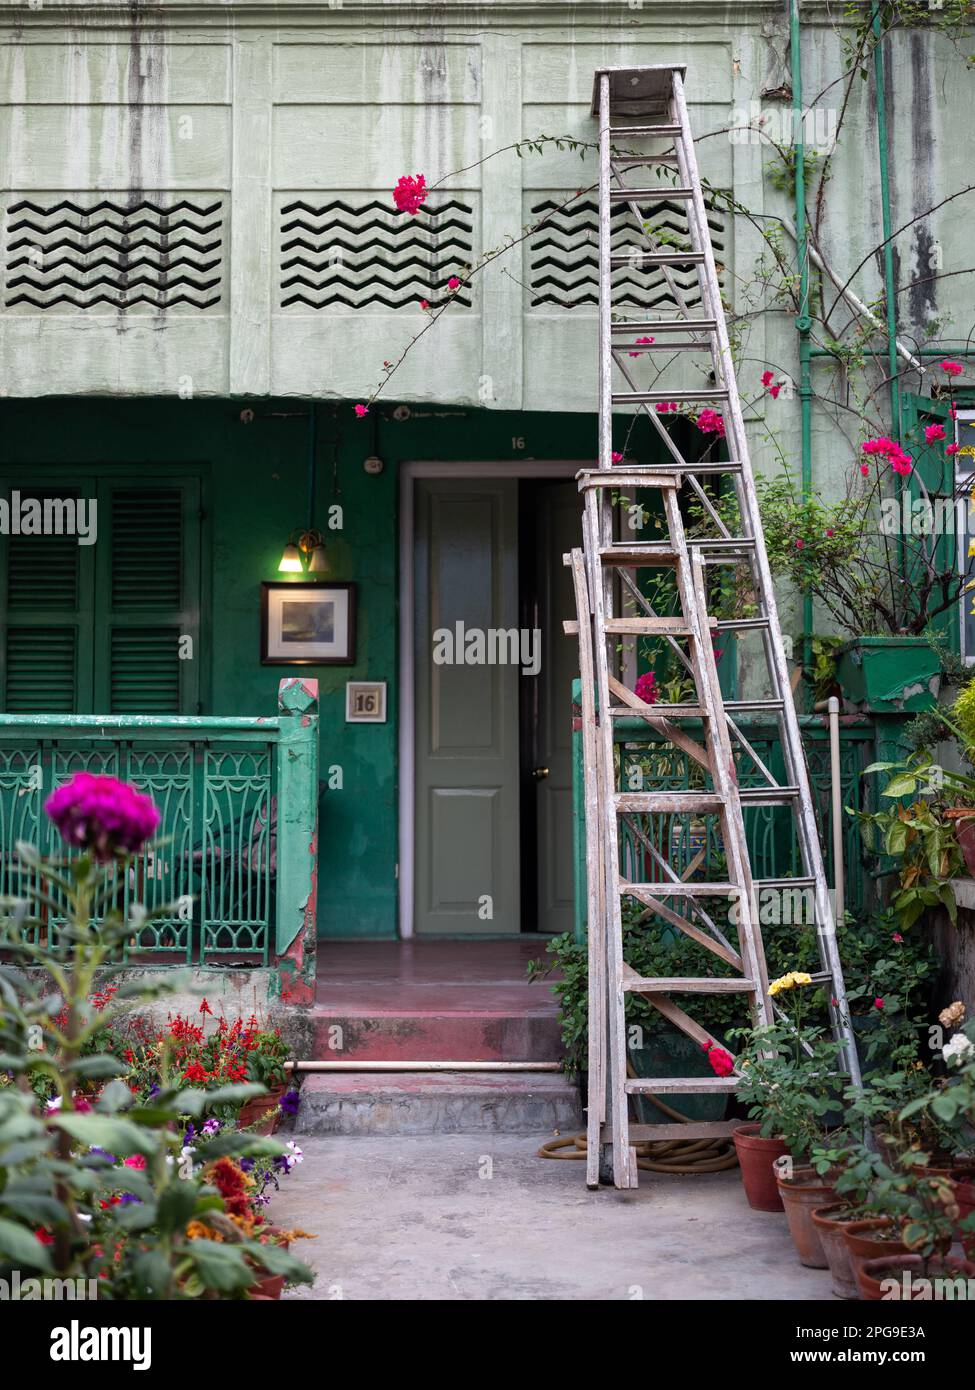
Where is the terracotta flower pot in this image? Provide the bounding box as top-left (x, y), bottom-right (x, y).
top-left (247, 1271), bottom-right (285, 1300)
top-left (842, 1218), bottom-right (910, 1285)
top-left (776, 1166), bottom-right (835, 1268)
top-left (858, 1253), bottom-right (975, 1301)
top-left (811, 1204), bottom-right (861, 1299)
top-left (238, 1082), bottom-right (286, 1135)
top-left (953, 1174), bottom-right (975, 1260)
top-left (732, 1123), bottom-right (789, 1212)
top-left (944, 809), bottom-right (975, 878)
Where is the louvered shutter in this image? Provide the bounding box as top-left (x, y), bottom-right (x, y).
top-left (0, 484), bottom-right (94, 711)
top-left (94, 480), bottom-right (202, 714)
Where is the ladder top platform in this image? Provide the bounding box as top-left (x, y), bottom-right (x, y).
top-left (590, 65), bottom-right (687, 118)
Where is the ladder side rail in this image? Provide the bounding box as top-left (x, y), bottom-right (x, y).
top-left (671, 71), bottom-right (861, 1084)
top-left (568, 548), bottom-right (609, 1189)
top-left (598, 75), bottom-right (614, 475)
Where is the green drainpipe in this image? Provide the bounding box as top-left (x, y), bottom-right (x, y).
top-left (790, 0), bottom-right (814, 670)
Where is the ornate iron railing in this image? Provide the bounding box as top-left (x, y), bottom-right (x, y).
top-left (0, 679), bottom-right (319, 992)
top-left (571, 680), bottom-right (880, 940)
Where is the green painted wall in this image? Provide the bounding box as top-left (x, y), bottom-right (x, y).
top-left (0, 396), bottom-right (610, 938)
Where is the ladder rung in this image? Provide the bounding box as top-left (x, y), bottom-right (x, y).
top-left (614, 792), bottom-right (723, 813)
top-left (755, 877), bottom-right (817, 890)
top-left (610, 702), bottom-right (704, 718)
top-left (610, 155), bottom-right (681, 167)
top-left (603, 618), bottom-right (690, 636)
top-left (625, 1077), bottom-right (738, 1095)
top-left (609, 252), bottom-right (705, 266)
top-left (620, 880), bottom-right (738, 898)
top-left (737, 786), bottom-right (801, 804)
top-left (614, 340), bottom-right (710, 353)
top-left (612, 390), bottom-right (730, 405)
top-left (712, 617), bottom-right (770, 631)
top-left (624, 976), bottom-right (755, 994)
top-left (693, 537), bottom-right (755, 551)
top-left (608, 124), bottom-right (683, 137)
top-left (599, 547), bottom-right (679, 567)
top-left (611, 318), bottom-right (716, 334)
top-left (577, 470), bottom-right (681, 491)
top-left (610, 187), bottom-right (695, 201)
top-left (625, 1119), bottom-right (740, 1143)
top-left (726, 699), bottom-right (785, 712)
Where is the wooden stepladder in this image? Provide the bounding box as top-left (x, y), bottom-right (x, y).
top-left (567, 66), bottom-right (861, 1191)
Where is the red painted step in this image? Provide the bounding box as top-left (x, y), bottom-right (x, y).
top-left (312, 939), bottom-right (564, 1063)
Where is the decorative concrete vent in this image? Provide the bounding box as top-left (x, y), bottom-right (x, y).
top-left (278, 198), bottom-right (474, 309)
top-left (528, 194), bottom-right (727, 309)
top-left (2, 196), bottom-right (223, 310)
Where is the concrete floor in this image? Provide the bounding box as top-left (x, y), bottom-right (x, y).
top-left (269, 1134), bottom-right (834, 1301)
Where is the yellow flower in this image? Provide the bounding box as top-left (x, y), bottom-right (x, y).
top-left (768, 969), bottom-right (812, 996)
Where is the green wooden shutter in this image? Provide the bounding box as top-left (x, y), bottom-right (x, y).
top-left (94, 479), bottom-right (202, 714)
top-left (0, 484), bottom-right (94, 711)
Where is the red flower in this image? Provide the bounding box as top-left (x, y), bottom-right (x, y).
top-left (892, 932), bottom-right (903, 943)
top-left (447, 276), bottom-right (461, 291)
top-left (702, 1039), bottom-right (735, 1077)
top-left (611, 450), bottom-right (624, 463)
top-left (860, 463), bottom-right (870, 476)
top-left (946, 443), bottom-right (960, 457)
top-left (941, 360), bottom-right (963, 377)
top-left (354, 404), bottom-right (369, 418)
top-left (393, 174), bottom-right (427, 216)
top-left (35, 1229), bottom-right (54, 1245)
top-left (873, 997), bottom-right (885, 1010)
top-left (634, 672), bottom-right (658, 705)
top-left (199, 999), bottom-right (212, 1016)
top-left (925, 424), bottom-right (946, 444)
top-left (795, 538), bottom-right (805, 550)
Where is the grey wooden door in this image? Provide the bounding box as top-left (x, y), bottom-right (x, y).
top-left (534, 482), bottom-right (581, 933)
top-left (413, 479), bottom-right (521, 934)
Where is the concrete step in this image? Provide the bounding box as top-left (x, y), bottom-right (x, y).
top-left (309, 1002), bottom-right (562, 1063)
top-left (294, 1070), bottom-right (582, 1136)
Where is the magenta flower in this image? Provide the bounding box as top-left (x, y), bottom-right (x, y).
top-left (611, 450), bottom-right (624, 463)
top-left (925, 423), bottom-right (946, 444)
top-left (447, 276), bottom-right (460, 291)
top-left (696, 408), bottom-right (725, 438)
top-left (761, 370), bottom-right (774, 387)
top-left (941, 360), bottom-right (963, 377)
top-left (354, 404), bottom-right (369, 418)
top-left (859, 463), bottom-right (870, 476)
top-left (628, 335), bottom-right (654, 358)
top-left (45, 773), bottom-right (159, 862)
top-left (634, 671), bottom-right (658, 705)
top-left (655, 401), bottom-right (678, 414)
top-left (393, 174), bottom-right (427, 216)
top-left (946, 443), bottom-right (961, 456)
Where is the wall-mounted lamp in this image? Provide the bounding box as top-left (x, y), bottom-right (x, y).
top-left (278, 527), bottom-right (329, 575)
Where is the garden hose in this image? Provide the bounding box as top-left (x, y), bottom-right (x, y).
top-left (538, 1068), bottom-right (739, 1176)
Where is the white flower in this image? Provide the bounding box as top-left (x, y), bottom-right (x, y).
top-left (46, 1096), bottom-right (63, 1113)
top-left (285, 1141), bottom-right (303, 1170)
top-left (943, 1032), bottom-right (975, 1067)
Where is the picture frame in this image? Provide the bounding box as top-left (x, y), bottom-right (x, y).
top-left (260, 581), bottom-right (357, 666)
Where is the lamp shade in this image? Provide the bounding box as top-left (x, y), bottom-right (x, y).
top-left (278, 543), bottom-right (303, 573)
top-left (307, 543), bottom-right (329, 573)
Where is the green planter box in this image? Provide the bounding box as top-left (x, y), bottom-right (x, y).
top-left (630, 1028), bottom-right (730, 1125)
top-left (835, 637), bottom-right (941, 713)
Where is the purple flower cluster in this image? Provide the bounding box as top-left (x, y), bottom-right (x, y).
top-left (44, 772), bottom-right (160, 862)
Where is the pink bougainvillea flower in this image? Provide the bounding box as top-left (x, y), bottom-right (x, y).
top-left (124, 1154), bottom-right (147, 1170)
top-left (702, 1039), bottom-right (735, 1078)
top-left (393, 174), bottom-right (427, 216)
top-left (946, 443), bottom-right (961, 456)
top-left (861, 436), bottom-right (913, 476)
top-left (859, 463), bottom-right (870, 476)
top-left (890, 454), bottom-right (913, 476)
top-left (696, 408), bottom-right (726, 438)
top-left (941, 360), bottom-right (963, 377)
top-left (761, 370), bottom-right (774, 387)
top-left (611, 450), bottom-right (624, 464)
top-left (354, 404), bottom-right (369, 417)
top-left (655, 401), bottom-right (678, 414)
top-left (768, 383), bottom-right (782, 399)
top-left (447, 276), bottom-right (460, 291)
top-left (874, 997), bottom-right (885, 1010)
top-left (634, 671), bottom-right (658, 705)
top-left (712, 647), bottom-right (725, 660)
top-left (45, 773), bottom-right (159, 862)
top-left (628, 335), bottom-right (654, 358)
top-left (825, 528), bottom-right (835, 537)
top-left (925, 423), bottom-right (946, 444)
top-left (419, 299), bottom-right (430, 310)
top-left (950, 406), bottom-right (958, 419)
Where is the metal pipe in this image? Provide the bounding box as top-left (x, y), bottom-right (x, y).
top-left (789, 0), bottom-right (814, 669)
top-left (285, 1060), bottom-right (562, 1072)
top-left (814, 697), bottom-right (845, 923)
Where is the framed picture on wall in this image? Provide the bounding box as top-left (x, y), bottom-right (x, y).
top-left (260, 581), bottom-right (357, 665)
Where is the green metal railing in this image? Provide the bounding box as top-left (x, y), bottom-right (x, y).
top-left (0, 679), bottom-right (319, 984)
top-left (571, 678), bottom-right (879, 941)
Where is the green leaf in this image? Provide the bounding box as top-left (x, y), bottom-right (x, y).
top-left (173, 1083), bottom-right (265, 1117)
top-left (97, 1079), bottom-right (136, 1114)
top-left (240, 1238), bottom-right (314, 1284)
top-left (73, 1055), bottom-right (128, 1080)
top-left (186, 1238), bottom-right (253, 1293)
top-left (156, 1181), bottom-right (199, 1236)
top-left (132, 1249), bottom-right (172, 1299)
top-left (51, 1113), bottom-right (159, 1157)
top-left (0, 1216), bottom-right (53, 1270)
top-left (883, 773), bottom-right (920, 799)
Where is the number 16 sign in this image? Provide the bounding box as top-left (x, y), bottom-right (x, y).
top-left (345, 681), bottom-right (387, 723)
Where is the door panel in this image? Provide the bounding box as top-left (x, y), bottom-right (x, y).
top-left (414, 479), bottom-right (520, 934)
top-left (535, 481), bottom-right (581, 933)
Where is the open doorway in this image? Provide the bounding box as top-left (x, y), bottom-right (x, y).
top-left (399, 463), bottom-right (582, 937)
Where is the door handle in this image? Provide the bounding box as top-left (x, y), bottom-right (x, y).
top-left (532, 766), bottom-right (550, 780)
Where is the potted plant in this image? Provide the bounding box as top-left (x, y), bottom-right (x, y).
top-left (731, 971), bottom-right (843, 1237)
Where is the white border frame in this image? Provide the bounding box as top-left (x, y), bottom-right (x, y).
top-left (398, 459), bottom-right (585, 938)
top-left (954, 411), bottom-right (975, 666)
